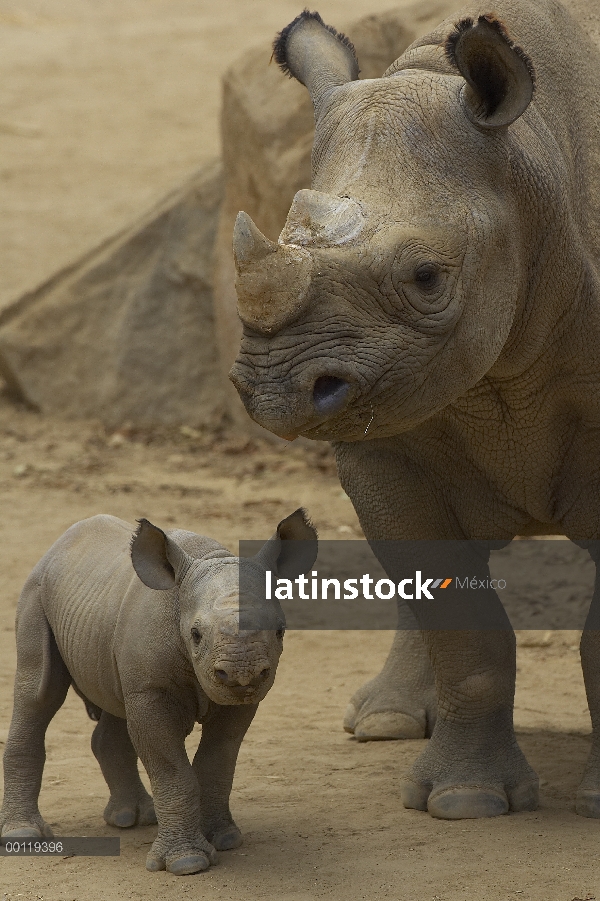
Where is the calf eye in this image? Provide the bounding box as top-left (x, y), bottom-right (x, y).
top-left (191, 627), bottom-right (202, 644)
top-left (276, 627), bottom-right (285, 641)
top-left (414, 262), bottom-right (440, 291)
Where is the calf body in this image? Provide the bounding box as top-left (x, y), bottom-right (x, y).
top-left (0, 510), bottom-right (316, 874)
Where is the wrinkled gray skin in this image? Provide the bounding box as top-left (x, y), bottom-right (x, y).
top-left (0, 509), bottom-right (317, 874)
top-left (230, 2), bottom-right (600, 820)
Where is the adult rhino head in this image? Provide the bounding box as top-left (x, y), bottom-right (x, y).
top-left (229, 10), bottom-right (538, 440)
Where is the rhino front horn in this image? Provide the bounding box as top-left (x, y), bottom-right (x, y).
top-left (233, 211), bottom-right (313, 335)
top-left (233, 212), bottom-right (277, 268)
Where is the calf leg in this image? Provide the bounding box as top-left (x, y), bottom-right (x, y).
top-left (1, 580), bottom-right (70, 839)
top-left (126, 693), bottom-right (217, 875)
top-left (192, 703), bottom-right (257, 850)
top-left (91, 712), bottom-right (156, 828)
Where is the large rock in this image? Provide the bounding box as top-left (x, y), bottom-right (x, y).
top-left (0, 3), bottom-right (459, 428)
top-left (0, 162), bottom-right (225, 426)
top-left (213, 0), bottom-right (459, 401)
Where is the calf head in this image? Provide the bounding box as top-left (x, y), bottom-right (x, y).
top-left (230, 12), bottom-right (537, 441)
top-left (131, 509), bottom-right (317, 705)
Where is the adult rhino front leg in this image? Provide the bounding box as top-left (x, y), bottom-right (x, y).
top-left (335, 444), bottom-right (447, 745)
top-left (343, 608), bottom-right (436, 741)
top-left (336, 443), bottom-right (537, 818)
top-left (405, 628), bottom-right (538, 819)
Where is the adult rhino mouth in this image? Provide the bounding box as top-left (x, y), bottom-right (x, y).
top-left (229, 358), bottom-right (362, 440)
top-left (231, 196), bottom-right (371, 440)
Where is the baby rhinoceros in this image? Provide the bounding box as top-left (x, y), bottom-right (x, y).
top-left (0, 509), bottom-right (317, 875)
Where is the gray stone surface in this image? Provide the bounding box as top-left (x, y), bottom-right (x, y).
top-left (0, 162), bottom-right (224, 426)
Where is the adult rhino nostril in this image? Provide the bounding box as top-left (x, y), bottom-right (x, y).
top-left (312, 376), bottom-right (351, 415)
top-left (215, 669), bottom-right (229, 684)
top-left (259, 667), bottom-right (271, 682)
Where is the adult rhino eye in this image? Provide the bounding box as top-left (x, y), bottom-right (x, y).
top-left (191, 627), bottom-right (202, 644)
top-left (414, 262), bottom-right (440, 291)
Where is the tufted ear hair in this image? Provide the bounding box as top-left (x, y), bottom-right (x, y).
top-left (273, 10), bottom-right (359, 120)
top-left (131, 519), bottom-right (192, 591)
top-left (446, 14), bottom-right (535, 129)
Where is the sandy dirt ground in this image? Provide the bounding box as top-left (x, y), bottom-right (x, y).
top-left (1, 2), bottom-right (600, 900)
top-left (0, 406), bottom-right (598, 901)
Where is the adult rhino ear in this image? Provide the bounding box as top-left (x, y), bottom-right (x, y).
top-left (255, 508), bottom-right (318, 579)
top-left (273, 10), bottom-right (359, 120)
top-left (446, 15), bottom-right (535, 129)
top-left (131, 519), bottom-right (191, 590)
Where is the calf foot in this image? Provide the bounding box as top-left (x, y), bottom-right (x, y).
top-left (344, 672), bottom-right (437, 741)
top-left (145, 833), bottom-right (217, 875)
top-left (402, 713), bottom-right (538, 819)
top-left (103, 790), bottom-right (156, 828)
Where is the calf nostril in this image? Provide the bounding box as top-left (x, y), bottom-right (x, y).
top-left (259, 667), bottom-right (271, 682)
top-left (312, 376), bottom-right (351, 415)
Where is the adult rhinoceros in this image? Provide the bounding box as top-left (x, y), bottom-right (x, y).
top-left (229, 1), bottom-right (600, 820)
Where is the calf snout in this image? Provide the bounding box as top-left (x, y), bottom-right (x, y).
top-left (214, 663), bottom-right (271, 687)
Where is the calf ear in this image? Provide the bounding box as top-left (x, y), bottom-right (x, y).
top-left (253, 509), bottom-right (318, 578)
top-left (273, 11), bottom-right (359, 120)
top-left (131, 519), bottom-right (190, 590)
top-left (446, 15), bottom-right (535, 128)
top-left (275, 508), bottom-right (318, 578)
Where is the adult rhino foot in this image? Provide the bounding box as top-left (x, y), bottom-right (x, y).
top-left (344, 674), bottom-right (437, 741)
top-left (145, 834), bottom-right (217, 875)
top-left (575, 791), bottom-right (600, 818)
top-left (206, 823), bottom-right (243, 851)
top-left (103, 791), bottom-right (156, 828)
top-left (576, 747), bottom-right (600, 817)
top-left (1, 815), bottom-right (54, 841)
top-left (402, 714), bottom-right (538, 819)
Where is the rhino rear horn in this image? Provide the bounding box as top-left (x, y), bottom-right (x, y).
top-left (446, 15), bottom-right (535, 129)
top-left (279, 190), bottom-right (365, 247)
top-left (273, 11), bottom-right (359, 120)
